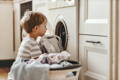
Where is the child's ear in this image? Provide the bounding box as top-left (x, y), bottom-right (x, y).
top-left (34, 26), bottom-right (38, 30)
top-left (35, 26), bottom-right (38, 30)
top-left (32, 26), bottom-right (37, 32)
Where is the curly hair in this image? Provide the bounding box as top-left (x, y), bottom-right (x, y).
top-left (20, 11), bottom-right (47, 33)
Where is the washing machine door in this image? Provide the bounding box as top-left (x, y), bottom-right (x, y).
top-left (55, 20), bottom-right (68, 50)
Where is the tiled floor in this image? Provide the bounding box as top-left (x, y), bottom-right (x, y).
top-left (0, 67), bottom-right (10, 80)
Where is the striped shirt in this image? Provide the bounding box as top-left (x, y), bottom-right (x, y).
top-left (16, 36), bottom-right (42, 60)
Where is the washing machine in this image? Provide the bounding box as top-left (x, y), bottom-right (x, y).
top-left (47, 0), bottom-right (79, 61)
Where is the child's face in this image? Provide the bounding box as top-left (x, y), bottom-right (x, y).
top-left (36, 21), bottom-right (47, 37)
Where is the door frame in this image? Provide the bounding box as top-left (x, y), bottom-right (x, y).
top-left (119, 0), bottom-right (120, 80)
top-left (110, 0), bottom-right (119, 80)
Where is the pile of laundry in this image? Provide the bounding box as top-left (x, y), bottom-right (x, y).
top-left (27, 51), bottom-right (72, 69)
top-left (27, 35), bottom-right (72, 68)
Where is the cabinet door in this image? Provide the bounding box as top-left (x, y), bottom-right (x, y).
top-left (13, 2), bottom-right (21, 57)
top-left (0, 2), bottom-right (14, 59)
top-left (79, 0), bottom-right (110, 36)
top-left (79, 35), bottom-right (109, 80)
top-left (20, 1), bottom-right (32, 40)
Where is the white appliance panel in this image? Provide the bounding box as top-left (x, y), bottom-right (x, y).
top-left (49, 6), bottom-right (78, 61)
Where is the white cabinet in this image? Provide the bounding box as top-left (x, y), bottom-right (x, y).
top-left (0, 1), bottom-right (15, 59)
top-left (79, 0), bottom-right (110, 36)
top-left (79, 0), bottom-right (111, 80)
top-left (79, 35), bottom-right (109, 80)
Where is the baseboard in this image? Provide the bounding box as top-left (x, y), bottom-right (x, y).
top-left (0, 59), bottom-right (15, 67)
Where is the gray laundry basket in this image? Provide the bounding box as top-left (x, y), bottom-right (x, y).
top-left (49, 60), bottom-right (81, 80)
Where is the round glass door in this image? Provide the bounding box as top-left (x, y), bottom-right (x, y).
top-left (55, 21), bottom-right (68, 50)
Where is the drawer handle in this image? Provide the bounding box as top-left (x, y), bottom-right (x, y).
top-left (86, 40), bottom-right (101, 44)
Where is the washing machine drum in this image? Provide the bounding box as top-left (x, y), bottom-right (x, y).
top-left (55, 21), bottom-right (68, 50)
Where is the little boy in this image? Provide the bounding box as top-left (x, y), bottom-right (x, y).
top-left (17, 11), bottom-right (47, 61)
top-left (8, 11), bottom-right (49, 80)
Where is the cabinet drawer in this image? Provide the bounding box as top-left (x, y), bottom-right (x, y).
top-left (79, 35), bottom-right (109, 80)
top-left (80, 35), bottom-right (108, 49)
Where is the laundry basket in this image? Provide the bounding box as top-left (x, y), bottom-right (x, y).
top-left (49, 60), bottom-right (81, 80)
top-left (39, 35), bottom-right (81, 80)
